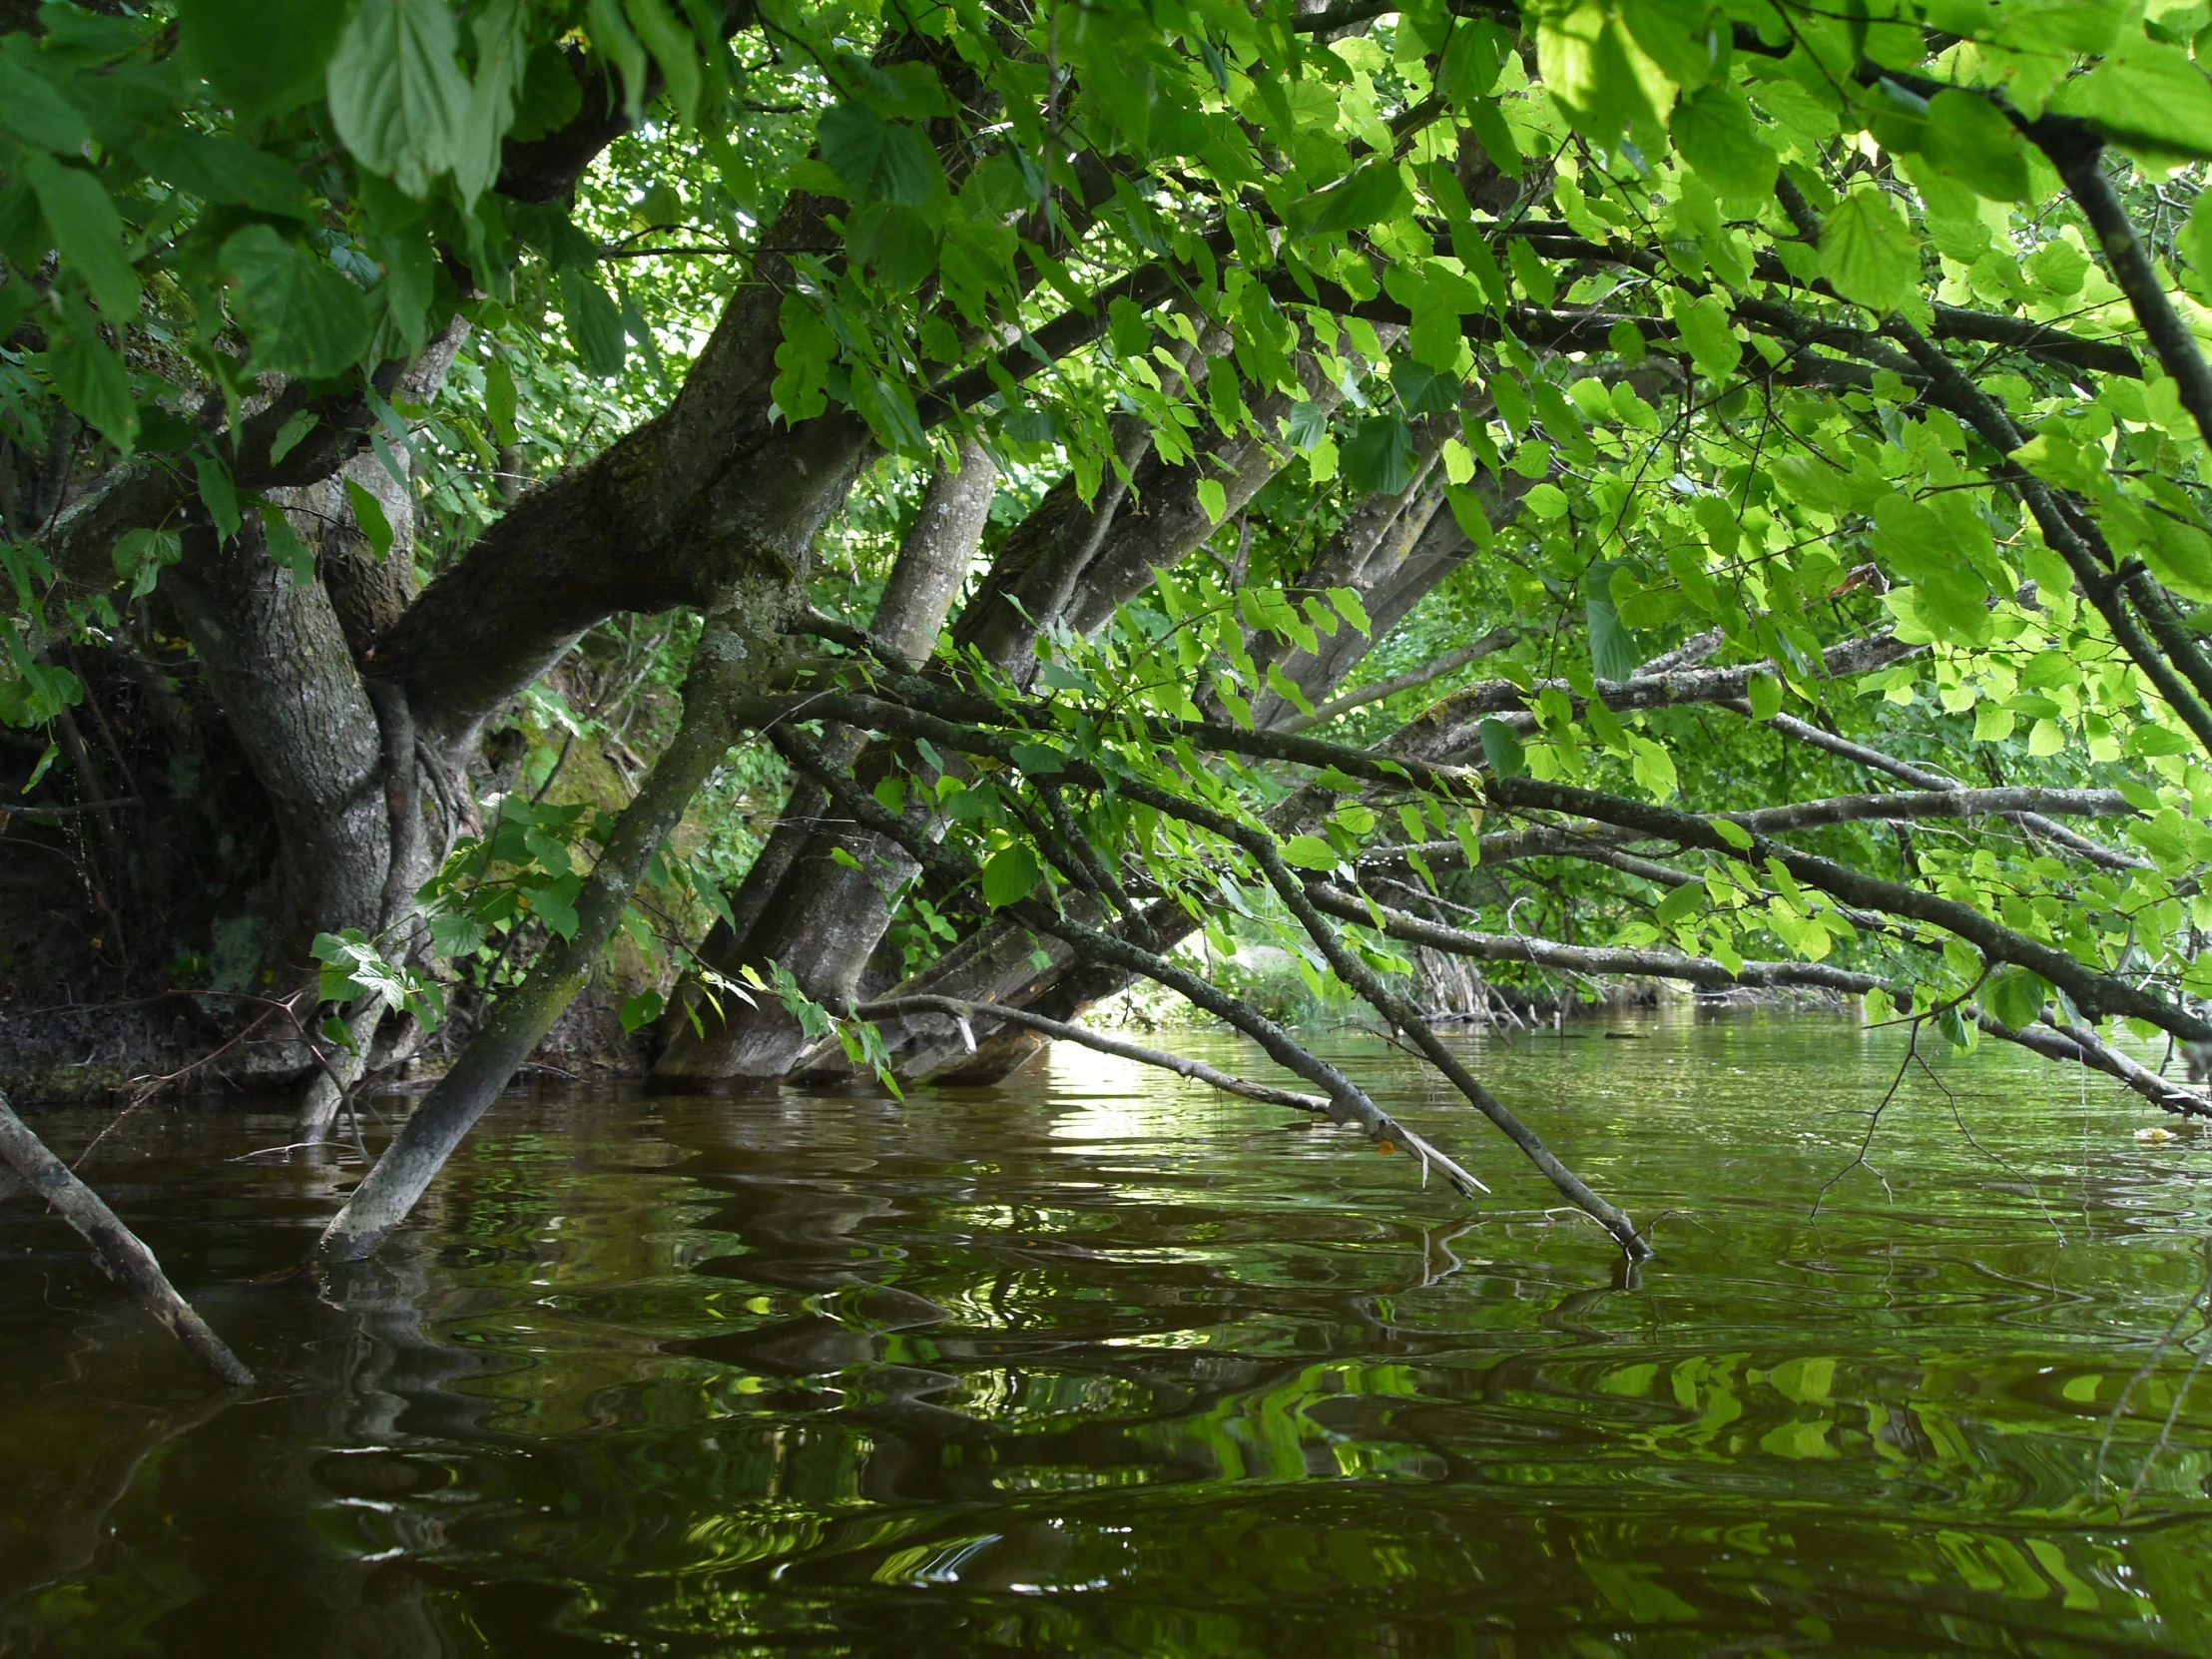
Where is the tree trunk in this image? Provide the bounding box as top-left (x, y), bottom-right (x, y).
top-left (653, 442), bottom-right (996, 1086)
top-left (317, 597), bottom-right (791, 1260)
top-left (799, 450), bottom-right (1532, 1089)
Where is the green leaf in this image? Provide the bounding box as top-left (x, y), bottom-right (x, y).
top-left (1587, 592), bottom-right (1641, 680)
top-left (23, 156), bottom-right (139, 324)
top-left (1286, 400), bottom-right (1330, 451)
top-left (113, 527), bottom-right (183, 599)
top-left (1476, 717), bottom-right (1526, 779)
top-left (1008, 742), bottom-right (1066, 774)
top-left (1711, 817), bottom-right (1754, 849)
top-left (345, 478), bottom-right (395, 559)
top-left (1286, 158), bottom-right (1412, 240)
top-left (559, 268), bottom-right (628, 377)
top-left (1820, 188), bottom-right (1919, 314)
top-left (819, 102), bottom-right (941, 206)
top-left (221, 227), bottom-right (372, 380)
top-left (1983, 965), bottom-right (2050, 1032)
top-left (1671, 292), bottom-right (1743, 381)
top-left (484, 356), bottom-right (518, 445)
top-left (2067, 34), bottom-right (2212, 163)
top-left (1281, 833), bottom-right (1343, 871)
top-left (1196, 477), bottom-right (1228, 524)
top-left (1746, 670), bottom-right (1784, 720)
top-left (192, 450), bottom-right (241, 542)
top-left (1326, 586), bottom-right (1371, 634)
top-left (327, 0), bottom-right (473, 197)
top-left (44, 297), bottom-right (135, 452)
top-left (135, 135), bottom-right (314, 218)
top-left (1921, 90), bottom-right (2029, 203)
top-left (0, 55), bottom-right (89, 152)
top-left (980, 842), bottom-right (1041, 907)
top-left (619, 989), bottom-right (664, 1033)
top-left (269, 409), bottom-right (317, 466)
top-left (1343, 415), bottom-right (1417, 495)
top-left (257, 501), bottom-right (316, 586)
top-left (1465, 95), bottom-right (1522, 178)
top-left (1523, 481), bottom-right (1569, 518)
top-left (1670, 86), bottom-right (1776, 203)
top-left (2186, 191), bottom-right (2212, 281)
top-left (511, 41), bottom-right (585, 141)
top-left (1537, 0), bottom-right (1677, 144)
top-left (181, 0), bottom-right (348, 116)
top-left (626, 0), bottom-right (701, 124)
top-left (1654, 881), bottom-right (1704, 926)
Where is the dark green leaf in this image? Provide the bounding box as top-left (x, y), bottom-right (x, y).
top-left (510, 42), bottom-right (585, 141)
top-left (1477, 717), bottom-right (1526, 779)
top-left (222, 225), bottom-right (373, 379)
top-left (980, 842), bottom-right (1041, 907)
top-left (134, 134), bottom-right (314, 217)
top-left (1587, 591), bottom-right (1642, 680)
top-left (819, 102), bottom-right (941, 206)
top-left (625, 0), bottom-right (701, 124)
top-left (257, 500), bottom-right (316, 585)
top-left (559, 268), bottom-right (628, 377)
top-left (192, 450), bottom-right (241, 541)
top-left (1343, 415), bottom-right (1417, 495)
top-left (181, 0), bottom-right (348, 116)
top-left (1287, 158), bottom-right (1412, 240)
top-left (345, 478), bottom-right (395, 559)
top-left (0, 55), bottom-right (89, 152)
top-left (1983, 965), bottom-right (2050, 1031)
top-left (1286, 400), bottom-right (1330, 451)
top-left (1921, 90), bottom-right (2029, 202)
top-left (1391, 357), bottom-right (1461, 414)
top-left (484, 356), bottom-right (518, 445)
top-left (44, 296), bottom-right (135, 451)
top-left (24, 155), bottom-right (139, 323)
top-left (1670, 86), bottom-right (1777, 203)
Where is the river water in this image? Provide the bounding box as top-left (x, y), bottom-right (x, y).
top-left (2, 1009), bottom-right (2211, 1655)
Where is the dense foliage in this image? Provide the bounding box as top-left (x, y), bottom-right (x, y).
top-left (5, 0), bottom-right (2212, 1261)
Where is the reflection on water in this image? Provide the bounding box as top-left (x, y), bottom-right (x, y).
top-left (4, 1009), bottom-right (2212, 1655)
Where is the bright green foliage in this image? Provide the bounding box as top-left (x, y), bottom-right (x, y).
top-left (6, 0), bottom-right (2212, 1098)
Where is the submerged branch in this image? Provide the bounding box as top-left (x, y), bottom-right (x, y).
top-left (853, 993), bottom-right (1489, 1194)
top-left (0, 1088), bottom-right (254, 1384)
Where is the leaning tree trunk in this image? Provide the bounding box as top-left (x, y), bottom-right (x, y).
top-left (647, 346), bottom-right (1365, 1092)
top-left (316, 598), bottom-right (791, 1261)
top-left (652, 441), bottom-right (997, 1086)
top-left (798, 458), bottom-right (1536, 1088)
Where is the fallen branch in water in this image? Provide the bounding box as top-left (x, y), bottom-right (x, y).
top-left (0, 1088), bottom-right (255, 1384)
top-left (853, 992), bottom-right (1489, 1195)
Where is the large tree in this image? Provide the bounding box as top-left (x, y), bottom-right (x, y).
top-left (6, 0), bottom-right (2212, 1279)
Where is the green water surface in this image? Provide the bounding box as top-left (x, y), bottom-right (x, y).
top-left (4, 1009), bottom-right (2212, 1656)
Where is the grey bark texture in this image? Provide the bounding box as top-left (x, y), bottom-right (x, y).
top-left (652, 441), bottom-right (996, 1086)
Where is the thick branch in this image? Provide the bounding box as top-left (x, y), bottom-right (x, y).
top-left (1740, 704), bottom-right (2153, 871)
